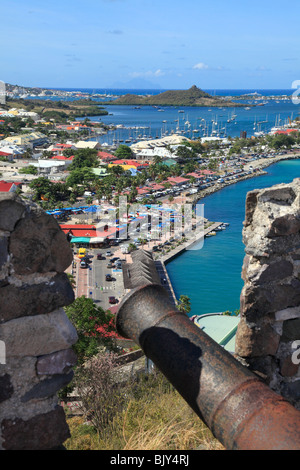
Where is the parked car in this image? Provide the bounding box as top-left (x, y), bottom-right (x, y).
top-left (78, 248), bottom-right (86, 259)
top-left (105, 274), bottom-right (113, 281)
top-left (109, 296), bottom-right (117, 304)
top-left (97, 253), bottom-right (105, 260)
top-left (80, 260), bottom-right (88, 268)
top-left (107, 262), bottom-right (113, 268)
top-left (106, 250), bottom-right (112, 257)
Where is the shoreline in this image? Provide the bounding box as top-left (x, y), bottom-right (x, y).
top-left (190, 151), bottom-right (300, 204)
top-left (156, 151), bottom-right (300, 307)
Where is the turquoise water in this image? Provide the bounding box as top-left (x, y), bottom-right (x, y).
top-left (166, 159), bottom-right (300, 316)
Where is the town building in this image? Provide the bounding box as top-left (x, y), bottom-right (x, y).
top-left (4, 132), bottom-right (49, 149)
top-left (0, 180), bottom-right (21, 192)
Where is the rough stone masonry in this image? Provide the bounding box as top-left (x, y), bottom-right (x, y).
top-left (235, 178), bottom-right (300, 409)
top-left (0, 193), bottom-right (77, 450)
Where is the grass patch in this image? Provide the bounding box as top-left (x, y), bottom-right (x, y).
top-left (64, 370), bottom-right (223, 451)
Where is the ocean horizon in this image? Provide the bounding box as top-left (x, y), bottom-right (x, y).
top-left (49, 87), bottom-right (295, 97)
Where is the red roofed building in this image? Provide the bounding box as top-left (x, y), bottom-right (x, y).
top-left (50, 144), bottom-right (76, 156)
top-left (200, 170), bottom-right (216, 176)
top-left (149, 183), bottom-right (165, 191)
top-left (60, 224), bottom-right (97, 238)
top-left (98, 151), bottom-right (118, 162)
top-left (0, 181), bottom-right (21, 192)
top-left (167, 176), bottom-right (190, 185)
top-left (51, 155), bottom-right (74, 162)
top-left (186, 172), bottom-right (203, 180)
top-left (0, 151), bottom-right (12, 159)
top-left (275, 129), bottom-right (299, 135)
top-left (137, 187), bottom-right (150, 195)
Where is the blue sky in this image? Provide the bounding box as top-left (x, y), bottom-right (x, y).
top-left (1, 0), bottom-right (300, 90)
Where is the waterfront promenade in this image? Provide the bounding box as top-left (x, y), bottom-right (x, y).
top-left (159, 222), bottom-right (223, 264)
top-left (68, 151), bottom-right (300, 314)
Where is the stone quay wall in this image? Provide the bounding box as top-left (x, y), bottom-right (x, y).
top-left (235, 178), bottom-right (300, 409)
top-left (0, 193), bottom-right (78, 450)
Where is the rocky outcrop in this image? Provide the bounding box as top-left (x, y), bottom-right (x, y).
top-left (236, 178), bottom-right (300, 409)
top-left (0, 193), bottom-right (77, 449)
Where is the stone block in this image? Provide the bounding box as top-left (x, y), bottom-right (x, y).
top-left (235, 317), bottom-right (280, 357)
top-left (0, 374), bottom-right (14, 403)
top-left (258, 185), bottom-right (297, 205)
top-left (267, 214), bottom-right (300, 238)
top-left (275, 306), bottom-right (300, 322)
top-left (36, 349), bottom-right (77, 375)
top-left (281, 318), bottom-right (300, 342)
top-left (0, 193), bottom-right (25, 232)
top-left (9, 209), bottom-right (73, 275)
top-left (281, 380), bottom-right (300, 402)
top-left (0, 308), bottom-right (78, 358)
top-left (240, 279), bottom-right (300, 321)
top-left (0, 273), bottom-right (75, 323)
top-left (21, 371), bottom-right (74, 402)
top-left (1, 405), bottom-right (70, 450)
top-left (280, 356), bottom-right (299, 377)
top-left (254, 260), bottom-right (293, 284)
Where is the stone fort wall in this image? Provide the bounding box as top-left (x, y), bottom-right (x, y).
top-left (235, 178), bottom-right (300, 409)
top-left (0, 193), bottom-right (77, 450)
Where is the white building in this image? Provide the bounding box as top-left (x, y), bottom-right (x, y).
top-left (74, 141), bottom-right (101, 150)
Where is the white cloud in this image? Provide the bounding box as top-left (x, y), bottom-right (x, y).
top-left (193, 62), bottom-right (209, 70)
top-left (256, 65), bottom-right (271, 72)
top-left (130, 69), bottom-right (165, 78)
top-left (193, 63), bottom-right (230, 72)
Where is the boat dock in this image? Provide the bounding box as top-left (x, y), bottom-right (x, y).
top-left (154, 222), bottom-right (225, 307)
top-left (159, 222), bottom-right (224, 264)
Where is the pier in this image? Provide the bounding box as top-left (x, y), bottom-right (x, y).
top-left (159, 221), bottom-right (224, 264)
top-left (153, 222), bottom-right (224, 307)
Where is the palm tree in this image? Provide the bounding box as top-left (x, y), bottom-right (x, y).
top-left (177, 295), bottom-right (191, 314)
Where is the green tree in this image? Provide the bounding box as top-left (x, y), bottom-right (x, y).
top-left (114, 144), bottom-right (134, 159)
top-left (29, 177), bottom-right (70, 206)
top-left (175, 145), bottom-right (197, 161)
top-left (65, 296), bottom-right (117, 364)
top-left (66, 167), bottom-right (98, 188)
top-left (19, 165), bottom-right (38, 175)
top-left (110, 165), bottom-right (125, 176)
top-left (177, 295), bottom-right (191, 314)
top-left (69, 148), bottom-right (99, 170)
top-left (269, 133), bottom-right (296, 149)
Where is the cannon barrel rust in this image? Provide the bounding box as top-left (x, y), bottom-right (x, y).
top-left (116, 283), bottom-right (300, 450)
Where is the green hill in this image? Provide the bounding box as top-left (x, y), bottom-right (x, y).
top-left (105, 85), bottom-right (240, 107)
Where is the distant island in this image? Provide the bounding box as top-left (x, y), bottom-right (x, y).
top-left (102, 85), bottom-right (244, 108)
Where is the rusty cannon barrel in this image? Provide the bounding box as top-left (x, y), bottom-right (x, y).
top-left (116, 283), bottom-right (300, 450)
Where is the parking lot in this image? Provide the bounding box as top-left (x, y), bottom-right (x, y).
top-left (75, 246), bottom-right (127, 311)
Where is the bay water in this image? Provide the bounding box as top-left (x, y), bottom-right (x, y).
top-left (41, 87), bottom-right (300, 314)
top-left (165, 159), bottom-right (300, 316)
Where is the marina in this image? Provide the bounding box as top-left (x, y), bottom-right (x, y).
top-left (165, 158), bottom-right (300, 316)
top-left (72, 88), bottom-right (300, 146)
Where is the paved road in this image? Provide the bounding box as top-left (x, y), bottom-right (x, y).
top-left (75, 247), bottom-right (126, 311)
